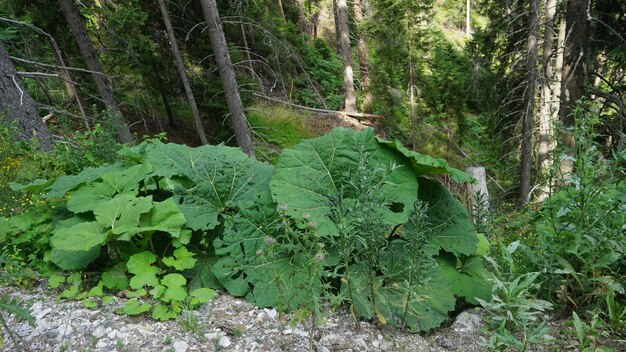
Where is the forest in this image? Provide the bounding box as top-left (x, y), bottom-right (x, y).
top-left (0, 0), bottom-right (624, 351)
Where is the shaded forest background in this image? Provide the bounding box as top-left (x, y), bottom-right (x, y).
top-left (1, 0), bottom-right (624, 205)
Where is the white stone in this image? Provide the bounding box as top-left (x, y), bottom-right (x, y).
top-left (294, 329), bottom-right (309, 337)
top-left (264, 308), bottom-right (277, 319)
top-left (355, 338), bottom-right (367, 349)
top-left (452, 311), bottom-right (482, 333)
top-left (173, 340), bottom-right (189, 352)
top-left (219, 336), bottom-right (232, 348)
top-left (57, 323), bottom-right (73, 337)
top-left (107, 329), bottom-right (120, 339)
top-left (92, 327), bottom-right (106, 338)
top-left (96, 341), bottom-right (108, 349)
top-left (204, 332), bottom-right (219, 340)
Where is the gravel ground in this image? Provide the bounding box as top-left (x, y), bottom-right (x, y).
top-left (0, 283), bottom-right (489, 352)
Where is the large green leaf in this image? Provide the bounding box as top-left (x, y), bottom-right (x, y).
top-left (212, 193), bottom-right (315, 309)
top-left (418, 177), bottom-right (479, 256)
top-left (212, 194), bottom-right (278, 297)
top-left (133, 198), bottom-right (186, 238)
top-left (67, 182), bottom-right (117, 213)
top-left (343, 262), bottom-right (456, 332)
top-left (50, 221), bottom-right (107, 251)
top-left (143, 141), bottom-right (273, 231)
top-left (66, 164), bottom-right (152, 213)
top-left (93, 194), bottom-right (153, 236)
top-left (437, 253), bottom-right (491, 305)
top-left (49, 246), bottom-right (101, 270)
top-left (49, 221), bottom-right (107, 270)
top-left (46, 163), bottom-right (125, 198)
top-left (379, 139), bottom-right (473, 183)
top-left (271, 128), bottom-right (419, 235)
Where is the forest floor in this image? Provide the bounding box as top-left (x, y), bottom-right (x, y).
top-left (1, 282), bottom-right (489, 352)
top-left (3, 280), bottom-right (615, 352)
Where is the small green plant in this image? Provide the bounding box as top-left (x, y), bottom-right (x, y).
top-left (603, 291), bottom-right (626, 336)
top-left (478, 241), bottom-right (553, 351)
top-left (572, 311), bottom-right (614, 351)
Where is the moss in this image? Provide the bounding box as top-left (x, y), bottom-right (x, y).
top-left (248, 104), bottom-right (312, 161)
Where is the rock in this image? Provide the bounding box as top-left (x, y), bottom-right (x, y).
top-left (45, 329), bottom-right (59, 339)
top-left (93, 326), bottom-right (106, 338)
top-left (219, 335), bottom-right (232, 348)
top-left (173, 340), bottom-right (189, 352)
top-left (57, 323), bottom-right (73, 337)
top-left (264, 308), bottom-right (277, 319)
top-left (452, 311), bottom-right (482, 333)
top-left (204, 332), bottom-right (219, 340)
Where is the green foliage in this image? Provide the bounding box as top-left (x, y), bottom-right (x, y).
top-left (520, 111), bottom-right (625, 310)
top-left (214, 128), bottom-right (489, 332)
top-left (11, 128), bottom-right (488, 330)
top-left (478, 242), bottom-right (553, 351)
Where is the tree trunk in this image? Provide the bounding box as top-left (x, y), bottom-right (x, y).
top-left (295, 0), bottom-right (309, 34)
top-left (151, 60), bottom-right (176, 128)
top-left (466, 167), bottom-right (490, 225)
top-left (157, 0), bottom-right (208, 145)
top-left (311, 0), bottom-right (320, 38)
top-left (58, 0), bottom-right (131, 143)
top-left (536, 0), bottom-right (557, 201)
top-left (0, 41), bottom-right (53, 150)
top-left (199, 0), bottom-right (254, 157)
top-left (558, 0), bottom-right (591, 177)
top-left (332, 0), bottom-right (341, 52)
top-left (48, 37), bottom-right (90, 130)
top-left (336, 0), bottom-right (356, 113)
top-left (466, 0), bottom-right (471, 35)
top-left (353, 0), bottom-right (371, 111)
top-left (519, 0), bottom-right (539, 205)
top-left (559, 0), bottom-right (590, 128)
top-left (277, 0), bottom-right (286, 24)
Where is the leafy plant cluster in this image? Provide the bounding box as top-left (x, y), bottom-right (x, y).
top-left (483, 110), bottom-right (626, 350)
top-left (9, 128), bottom-right (490, 331)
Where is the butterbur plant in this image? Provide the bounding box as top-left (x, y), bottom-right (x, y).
top-left (14, 128), bottom-right (490, 331)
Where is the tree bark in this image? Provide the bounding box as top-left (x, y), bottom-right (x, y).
top-left (311, 0), bottom-right (320, 38)
top-left (558, 0), bottom-right (591, 177)
top-left (559, 0), bottom-right (590, 128)
top-left (150, 60), bottom-right (176, 128)
top-left (536, 0), bottom-right (557, 201)
top-left (466, 0), bottom-right (471, 35)
top-left (336, 0), bottom-right (356, 113)
top-left (519, 0), bottom-right (539, 205)
top-left (0, 41), bottom-right (53, 150)
top-left (277, 0), bottom-right (287, 24)
top-left (200, 0), bottom-right (254, 157)
top-left (157, 0), bottom-right (208, 145)
top-left (353, 0), bottom-right (371, 111)
top-left (58, 0), bottom-right (132, 143)
top-left (295, 0), bottom-right (309, 34)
